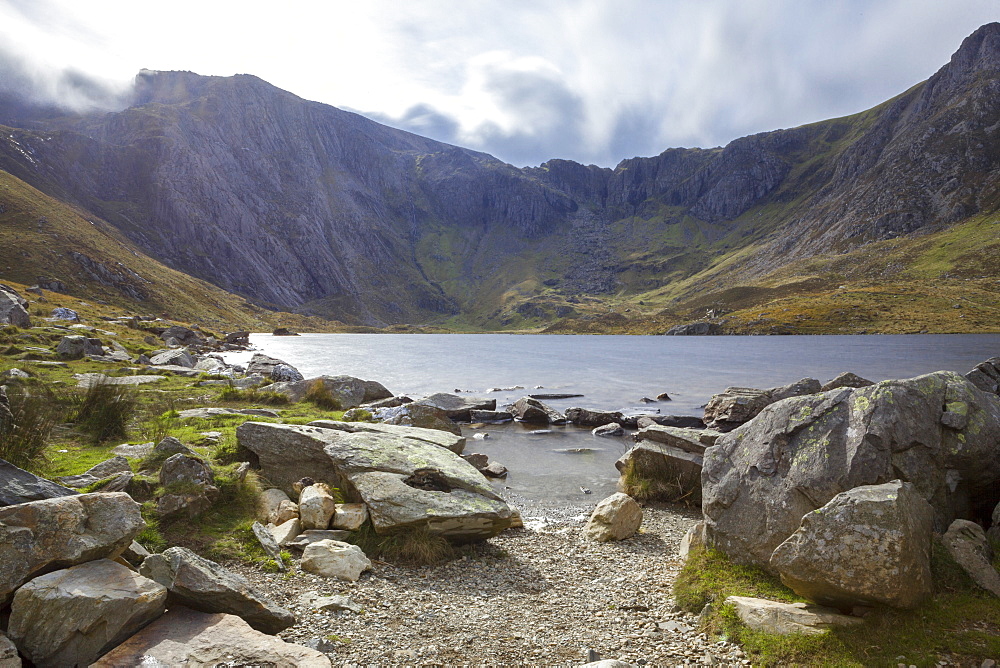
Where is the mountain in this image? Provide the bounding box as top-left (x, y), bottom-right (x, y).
top-left (2, 25), bottom-right (1000, 333)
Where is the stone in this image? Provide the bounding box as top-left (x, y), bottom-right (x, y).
top-left (0, 492), bottom-right (144, 605)
top-left (724, 596), bottom-right (863, 636)
top-left (157, 453), bottom-right (218, 519)
top-left (299, 483), bottom-right (337, 530)
top-left (271, 363), bottom-right (304, 382)
top-left (592, 423), bottom-right (624, 437)
top-left (770, 481), bottom-right (934, 609)
top-left (55, 455), bottom-right (131, 488)
top-left (7, 559), bottom-right (167, 668)
top-left (664, 321), bottom-right (721, 335)
top-left (468, 409), bottom-right (513, 423)
top-left (482, 461), bottom-right (508, 478)
top-left (635, 414), bottom-right (707, 429)
top-left (634, 425), bottom-right (717, 454)
top-left (0, 285), bottom-right (30, 328)
top-left (268, 374), bottom-right (393, 408)
top-left (237, 421), bottom-right (513, 540)
top-left (149, 364), bottom-right (201, 377)
top-left (331, 503), bottom-right (369, 530)
top-left (679, 521), bottom-right (707, 560)
top-left (0, 632), bottom-right (17, 668)
top-left (139, 546), bottom-right (294, 634)
top-left (301, 539), bottom-right (372, 581)
top-left (615, 442), bottom-right (703, 504)
top-left (942, 519), bottom-right (1000, 596)
top-left (50, 306), bottom-right (79, 320)
top-left (0, 458), bottom-right (76, 507)
top-left (111, 442), bottom-right (154, 459)
top-left (301, 593), bottom-right (364, 614)
top-left (512, 396), bottom-right (567, 424)
top-left (269, 517), bottom-right (302, 546)
top-left (965, 357), bottom-right (1000, 396)
top-left (414, 392), bottom-right (496, 421)
top-left (565, 407), bottom-right (625, 427)
top-left (260, 488), bottom-right (296, 524)
top-left (246, 353), bottom-right (293, 377)
top-left (703, 378), bottom-right (821, 431)
top-left (54, 335), bottom-right (103, 359)
top-left (702, 371), bottom-right (1000, 569)
top-left (73, 373), bottom-right (165, 388)
top-left (194, 355), bottom-right (228, 372)
top-left (821, 371), bottom-right (875, 391)
top-left (251, 521), bottom-right (285, 570)
top-left (285, 529), bottom-right (353, 550)
top-left (159, 325), bottom-right (204, 346)
top-left (462, 453), bottom-right (489, 469)
top-left (583, 493), bottom-right (643, 541)
top-left (150, 435), bottom-right (196, 459)
top-left (373, 403), bottom-right (463, 436)
top-left (92, 606), bottom-right (330, 668)
top-left (578, 661), bottom-right (634, 668)
top-left (122, 540), bottom-right (151, 567)
top-left (149, 348), bottom-right (196, 368)
top-left (308, 419), bottom-right (466, 454)
top-left (0, 368), bottom-right (30, 381)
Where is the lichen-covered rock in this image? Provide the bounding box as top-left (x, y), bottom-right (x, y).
top-left (139, 546), bottom-right (294, 634)
top-left (308, 419), bottom-right (465, 454)
top-left (583, 493), bottom-right (643, 542)
top-left (7, 560), bottom-right (166, 668)
top-left (966, 357), bottom-right (1000, 396)
top-left (0, 492), bottom-right (144, 605)
top-left (703, 378), bottom-right (821, 431)
top-left (769, 481), bottom-right (934, 609)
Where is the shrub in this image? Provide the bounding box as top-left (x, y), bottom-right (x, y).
top-left (0, 387), bottom-right (61, 469)
top-left (304, 379), bottom-right (342, 410)
top-left (73, 380), bottom-right (138, 444)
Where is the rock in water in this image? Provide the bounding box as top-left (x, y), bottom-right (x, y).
top-left (769, 481), bottom-right (934, 609)
top-left (7, 559), bottom-right (167, 668)
top-left (512, 396), bottom-right (566, 424)
top-left (583, 493), bottom-right (643, 542)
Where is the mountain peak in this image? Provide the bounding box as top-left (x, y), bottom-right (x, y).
top-left (946, 22), bottom-right (1000, 75)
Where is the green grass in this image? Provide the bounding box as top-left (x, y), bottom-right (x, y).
top-left (675, 543), bottom-right (1000, 666)
top-left (0, 385), bottom-right (63, 469)
top-left (72, 380), bottom-right (138, 444)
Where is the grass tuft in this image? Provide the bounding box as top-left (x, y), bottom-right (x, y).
top-left (0, 387), bottom-right (62, 469)
top-left (349, 521), bottom-right (455, 566)
top-left (304, 379), bottom-right (342, 410)
top-left (218, 384), bottom-right (289, 405)
top-left (73, 380), bottom-right (138, 444)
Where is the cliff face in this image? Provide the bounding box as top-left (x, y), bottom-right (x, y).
top-left (2, 25), bottom-right (1000, 325)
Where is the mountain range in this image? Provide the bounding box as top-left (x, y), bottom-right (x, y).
top-left (2, 23), bottom-right (999, 334)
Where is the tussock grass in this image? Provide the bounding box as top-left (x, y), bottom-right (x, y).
top-left (349, 521), bottom-right (455, 566)
top-left (304, 379), bottom-right (342, 410)
top-left (217, 384), bottom-right (289, 405)
top-left (73, 380), bottom-right (137, 443)
top-left (0, 386), bottom-right (62, 469)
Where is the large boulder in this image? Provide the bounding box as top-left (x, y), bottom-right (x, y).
top-left (0, 285), bottom-right (30, 328)
top-left (703, 378), bottom-right (821, 431)
top-left (149, 348), bottom-right (196, 368)
top-left (245, 353), bottom-right (292, 377)
top-left (583, 493), bottom-right (643, 541)
top-left (7, 560), bottom-right (166, 668)
top-left (565, 407), bottom-right (625, 427)
top-left (942, 519), bottom-right (1000, 596)
top-left (769, 481), bottom-right (934, 609)
top-left (615, 442), bottom-right (703, 504)
top-left (373, 403), bottom-right (462, 436)
top-left (54, 335), bottom-right (103, 359)
top-left (55, 456), bottom-right (131, 489)
top-left (139, 546), bottom-right (294, 634)
top-left (92, 607), bottom-right (331, 668)
top-left (512, 396), bottom-right (566, 424)
top-left (0, 492), bottom-right (144, 605)
top-left (159, 325), bottom-right (205, 346)
top-left (702, 371), bottom-right (1000, 569)
top-left (300, 540), bottom-right (372, 581)
top-left (414, 393), bottom-right (496, 421)
top-left (269, 375), bottom-right (392, 408)
top-left (0, 458), bottom-right (76, 507)
top-left (308, 419), bottom-right (465, 454)
top-left (237, 422), bottom-right (513, 540)
top-left (634, 425), bottom-right (719, 453)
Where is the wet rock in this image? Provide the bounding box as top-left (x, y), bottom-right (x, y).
top-left (565, 407), bottom-right (625, 427)
top-left (373, 403), bottom-right (462, 436)
top-left (512, 396), bottom-right (566, 424)
top-left (414, 393), bottom-right (496, 421)
top-left (592, 423), bottom-right (624, 437)
top-left (301, 540), bottom-right (372, 582)
top-left (139, 546), bottom-right (294, 634)
top-left (583, 493), bottom-right (643, 542)
top-left (468, 409), bottom-right (513, 423)
top-left (7, 559), bottom-right (166, 668)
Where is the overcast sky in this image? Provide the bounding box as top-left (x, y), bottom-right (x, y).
top-left (0, 1), bottom-right (997, 167)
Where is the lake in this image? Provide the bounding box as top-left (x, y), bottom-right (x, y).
top-left (227, 333), bottom-right (1000, 512)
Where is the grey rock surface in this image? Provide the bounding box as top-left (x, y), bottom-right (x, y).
top-left (0, 458), bottom-right (77, 507)
top-left (615, 442), bottom-right (703, 504)
top-left (414, 393), bottom-right (496, 421)
top-left (724, 596), bottom-right (863, 636)
top-left (269, 374), bottom-right (392, 408)
top-left (942, 519), bottom-right (1000, 596)
top-left (0, 285), bottom-right (30, 328)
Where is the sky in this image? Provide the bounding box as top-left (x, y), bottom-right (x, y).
top-left (0, 1), bottom-right (998, 167)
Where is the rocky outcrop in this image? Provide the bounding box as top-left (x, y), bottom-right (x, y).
top-left (139, 546), bottom-right (295, 634)
top-left (236, 422), bottom-right (513, 540)
top-left (702, 371), bottom-right (1000, 569)
top-left (7, 559), bottom-right (167, 668)
top-left (91, 607), bottom-right (331, 668)
top-left (664, 322), bottom-right (721, 336)
top-left (769, 481), bottom-right (934, 609)
top-left (583, 493), bottom-right (643, 542)
top-left (0, 492), bottom-right (144, 605)
top-left (966, 357), bottom-right (1000, 396)
top-left (702, 378), bottom-right (821, 431)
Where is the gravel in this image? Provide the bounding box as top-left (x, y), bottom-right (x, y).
top-left (227, 501), bottom-right (749, 666)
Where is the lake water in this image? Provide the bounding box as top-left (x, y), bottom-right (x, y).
top-left (228, 333), bottom-right (1000, 512)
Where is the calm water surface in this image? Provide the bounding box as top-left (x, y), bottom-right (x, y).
top-left (228, 333), bottom-right (1000, 510)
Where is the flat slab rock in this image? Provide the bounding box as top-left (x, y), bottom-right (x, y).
top-left (308, 419), bottom-right (465, 454)
top-left (724, 596), bottom-right (863, 636)
top-left (73, 373), bottom-right (166, 388)
top-left (0, 459), bottom-right (76, 507)
top-left (91, 606), bottom-right (331, 668)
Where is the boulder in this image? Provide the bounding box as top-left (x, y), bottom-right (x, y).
top-left (966, 357), bottom-right (1000, 396)
top-left (269, 374), bottom-right (392, 408)
top-left (468, 409), bottom-right (513, 423)
top-left (149, 348), bottom-right (196, 368)
top-left (703, 378), bottom-right (821, 431)
top-left (702, 371), bottom-right (1000, 569)
top-left (583, 493), bottom-right (643, 541)
top-left (414, 393), bottom-right (496, 421)
top-left (159, 325), bottom-right (204, 346)
top-left (0, 631), bottom-right (17, 668)
top-left (54, 335), bottom-right (103, 359)
top-left (194, 355), bottom-right (228, 372)
top-left (634, 415), bottom-right (706, 429)
top-left (272, 327), bottom-right (299, 336)
top-left (251, 521), bottom-right (285, 570)
top-left (271, 363), bottom-right (304, 382)
top-left (157, 454), bottom-right (218, 519)
top-left (300, 540), bottom-right (372, 581)
top-left (0, 492), bottom-right (144, 605)
top-left (0, 285), bottom-right (30, 328)
top-left (615, 442), bottom-right (703, 504)
top-left (245, 353), bottom-right (292, 377)
top-left (723, 596), bottom-right (863, 636)
top-left (150, 436), bottom-right (196, 460)
top-left (224, 331), bottom-right (250, 346)
top-left (269, 517), bottom-right (302, 547)
top-left (139, 546), bottom-right (294, 634)
top-left (50, 307), bottom-right (79, 321)
top-left (821, 372), bottom-right (874, 392)
top-left (363, 395), bottom-right (413, 410)
top-left (285, 529), bottom-right (353, 551)
top-left (92, 606), bottom-right (330, 668)
top-left (770, 481), bottom-right (934, 609)
top-left (7, 559), bottom-right (167, 668)
top-left (260, 488), bottom-right (297, 524)
top-left (55, 456), bottom-right (131, 488)
top-left (592, 423), bottom-right (624, 437)
top-left (373, 403), bottom-right (462, 436)
top-left (482, 461), bottom-right (508, 478)
top-left (512, 396), bottom-right (566, 424)
top-left (0, 458), bottom-right (76, 507)
top-left (299, 483), bottom-right (337, 530)
top-left (237, 422), bottom-right (513, 540)
top-left (634, 425), bottom-right (718, 453)
top-left (308, 419), bottom-right (466, 454)
top-left (942, 519), bottom-right (1000, 596)
top-left (331, 503), bottom-right (369, 531)
top-left (565, 407), bottom-right (625, 427)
